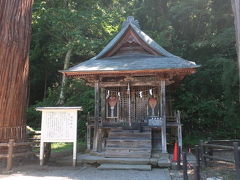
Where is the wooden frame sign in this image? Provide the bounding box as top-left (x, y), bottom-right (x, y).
top-left (36, 107), bottom-right (83, 167)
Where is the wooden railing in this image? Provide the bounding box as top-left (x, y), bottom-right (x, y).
top-left (87, 117), bottom-right (103, 126)
top-left (87, 116), bottom-right (180, 126)
top-left (171, 149), bottom-right (200, 180)
top-left (175, 140), bottom-right (240, 180)
top-left (0, 139), bottom-right (33, 171)
top-left (28, 132), bottom-right (41, 148)
top-left (199, 140), bottom-right (240, 177)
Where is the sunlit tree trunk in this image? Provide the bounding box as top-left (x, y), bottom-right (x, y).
top-left (231, 0), bottom-right (240, 97)
top-left (0, 0), bottom-right (34, 142)
top-left (57, 48), bottom-right (72, 105)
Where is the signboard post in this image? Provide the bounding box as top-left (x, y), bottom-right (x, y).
top-left (36, 107), bottom-right (83, 167)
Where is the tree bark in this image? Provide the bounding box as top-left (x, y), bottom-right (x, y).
top-left (231, 0), bottom-right (240, 97)
top-left (0, 0), bottom-right (34, 142)
top-left (57, 48), bottom-right (72, 105)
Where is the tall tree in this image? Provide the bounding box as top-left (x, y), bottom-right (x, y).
top-left (0, 0), bottom-right (34, 142)
top-left (231, 0), bottom-right (240, 94)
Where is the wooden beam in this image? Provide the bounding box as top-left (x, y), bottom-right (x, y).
top-left (88, 80), bottom-right (174, 88)
top-left (62, 68), bottom-right (196, 77)
top-left (160, 80), bottom-right (167, 153)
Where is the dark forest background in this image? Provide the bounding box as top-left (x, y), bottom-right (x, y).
top-left (27, 0), bottom-right (239, 144)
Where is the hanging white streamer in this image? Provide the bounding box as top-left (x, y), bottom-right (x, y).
top-left (139, 91), bottom-right (143, 98)
top-left (127, 83), bottom-right (130, 91)
top-left (106, 90), bottom-right (110, 99)
top-left (149, 89), bottom-right (153, 96)
top-left (127, 83), bottom-right (130, 95)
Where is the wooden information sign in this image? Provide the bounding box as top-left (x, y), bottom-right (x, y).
top-left (36, 107), bottom-right (83, 167)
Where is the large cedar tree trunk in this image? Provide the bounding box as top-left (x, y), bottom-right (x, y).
top-left (0, 0), bottom-right (34, 142)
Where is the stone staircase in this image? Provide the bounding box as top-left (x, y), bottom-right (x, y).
top-left (105, 127), bottom-right (152, 158)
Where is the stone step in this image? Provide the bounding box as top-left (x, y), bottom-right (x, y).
top-left (110, 129), bottom-right (151, 133)
top-left (107, 138), bottom-right (151, 142)
top-left (106, 140), bottom-right (151, 148)
top-left (105, 153), bottom-right (151, 158)
top-left (97, 163), bottom-right (152, 171)
top-left (55, 153), bottom-right (171, 168)
top-left (109, 130), bottom-right (151, 134)
top-left (105, 127), bottom-right (152, 158)
top-left (109, 132), bottom-right (151, 139)
top-left (105, 149), bottom-right (151, 158)
top-left (106, 147), bottom-right (151, 151)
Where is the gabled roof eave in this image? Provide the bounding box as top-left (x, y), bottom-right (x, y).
top-left (90, 22), bottom-right (179, 60)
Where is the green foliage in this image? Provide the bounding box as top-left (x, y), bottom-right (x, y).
top-left (29, 0), bottom-right (122, 104)
top-left (27, 79), bottom-right (94, 138)
top-left (28, 0), bottom-right (240, 142)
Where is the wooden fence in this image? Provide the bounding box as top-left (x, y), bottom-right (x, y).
top-left (28, 132), bottom-right (41, 148)
top-left (178, 151), bottom-right (200, 180)
top-left (0, 139), bottom-right (33, 171)
top-left (199, 140), bottom-right (240, 177)
top-left (0, 132), bottom-right (54, 171)
top-left (179, 140), bottom-right (240, 180)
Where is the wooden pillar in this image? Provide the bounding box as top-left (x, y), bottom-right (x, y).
top-left (86, 126), bottom-right (91, 150)
top-left (7, 139), bottom-right (14, 171)
top-left (97, 129), bottom-right (103, 152)
top-left (99, 88), bottom-right (106, 151)
top-left (233, 142), bottom-right (240, 177)
top-left (160, 80), bottom-right (167, 153)
top-left (183, 152), bottom-right (189, 180)
top-left (93, 82), bottom-right (100, 151)
top-left (128, 83), bottom-right (131, 126)
top-left (40, 141), bottom-right (44, 166)
top-left (100, 88), bottom-right (106, 121)
top-left (73, 141), bottom-right (77, 167)
top-left (86, 111), bottom-right (91, 150)
top-left (177, 110), bottom-right (183, 153)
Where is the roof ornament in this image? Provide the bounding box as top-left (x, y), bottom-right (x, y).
top-left (121, 16), bottom-right (140, 29)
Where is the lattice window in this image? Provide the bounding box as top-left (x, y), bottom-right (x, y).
top-left (134, 86), bottom-right (160, 122)
top-left (104, 86), bottom-right (160, 124)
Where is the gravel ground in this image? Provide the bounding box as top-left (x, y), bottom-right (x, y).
top-left (0, 161), bottom-right (172, 180)
top-left (0, 150), bottom-right (237, 180)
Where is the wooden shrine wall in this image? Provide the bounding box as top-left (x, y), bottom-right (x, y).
top-left (103, 86), bottom-right (160, 124)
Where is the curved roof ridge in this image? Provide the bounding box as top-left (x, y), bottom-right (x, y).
top-left (121, 16), bottom-right (140, 29)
